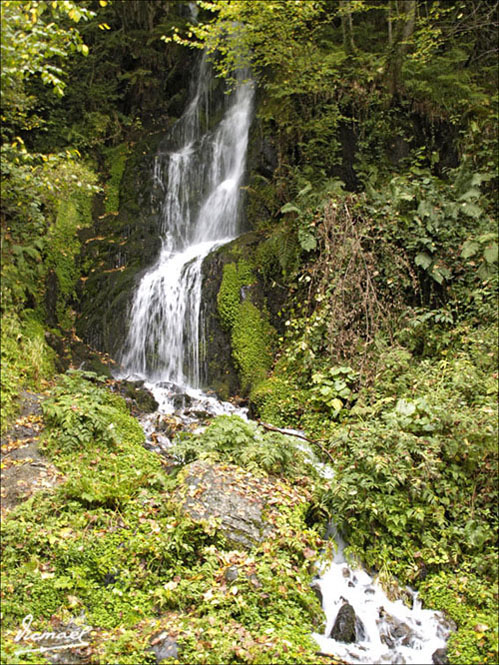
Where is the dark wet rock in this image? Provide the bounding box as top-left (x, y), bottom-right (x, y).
top-left (184, 409), bottom-right (211, 420)
top-left (378, 610), bottom-right (415, 648)
top-left (436, 613), bottom-right (457, 637)
top-left (172, 393), bottom-right (192, 410)
top-left (76, 131), bottom-right (168, 358)
top-left (200, 231), bottom-right (288, 400)
top-left (432, 647), bottom-right (449, 664)
top-left (114, 380), bottom-right (158, 414)
top-left (330, 602), bottom-right (357, 643)
top-left (310, 580), bottom-right (323, 607)
top-left (68, 337), bottom-right (115, 378)
top-left (342, 567), bottom-right (351, 578)
top-left (149, 632), bottom-right (179, 663)
top-left (355, 616), bottom-right (367, 641)
top-left (224, 566), bottom-right (240, 582)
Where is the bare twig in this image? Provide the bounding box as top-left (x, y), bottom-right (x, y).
top-left (257, 420), bottom-right (336, 465)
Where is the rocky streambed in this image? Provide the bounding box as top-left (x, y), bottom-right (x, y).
top-left (116, 377), bottom-right (453, 665)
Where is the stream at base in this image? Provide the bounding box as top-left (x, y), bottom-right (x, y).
top-left (120, 378), bottom-right (452, 665)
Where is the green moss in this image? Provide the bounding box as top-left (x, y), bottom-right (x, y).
top-left (45, 182), bottom-right (95, 327)
top-left (217, 260), bottom-right (254, 331)
top-left (217, 261), bottom-right (275, 394)
top-left (232, 301), bottom-right (273, 393)
top-left (217, 263), bottom-right (241, 330)
top-left (104, 143), bottom-right (129, 214)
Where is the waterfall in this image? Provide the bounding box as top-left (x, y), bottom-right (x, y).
top-left (121, 57), bottom-right (253, 386)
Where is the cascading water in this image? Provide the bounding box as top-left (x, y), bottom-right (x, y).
top-left (311, 529), bottom-right (451, 665)
top-left (118, 51), bottom-right (450, 665)
top-left (121, 56), bottom-right (253, 389)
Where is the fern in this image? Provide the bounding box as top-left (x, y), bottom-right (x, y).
top-left (170, 415), bottom-right (317, 478)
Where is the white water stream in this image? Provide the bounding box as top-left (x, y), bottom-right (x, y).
top-left (118, 53), bottom-right (450, 665)
top-left (121, 55), bottom-right (253, 386)
top-left (312, 530), bottom-right (451, 664)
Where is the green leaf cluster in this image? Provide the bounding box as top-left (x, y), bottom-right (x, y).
top-left (171, 415), bottom-right (318, 479)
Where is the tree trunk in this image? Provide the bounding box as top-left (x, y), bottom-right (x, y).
top-left (340, 0), bottom-right (356, 55)
top-left (387, 0), bottom-right (416, 98)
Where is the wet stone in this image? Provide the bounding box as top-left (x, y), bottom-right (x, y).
top-left (224, 566), bottom-right (239, 582)
top-left (172, 460), bottom-right (302, 549)
top-left (172, 393), bottom-right (192, 410)
top-left (330, 602), bottom-right (357, 643)
top-left (432, 647), bottom-right (449, 664)
top-left (310, 580), bottom-right (323, 607)
top-left (149, 632), bottom-right (179, 663)
top-left (378, 611), bottom-right (415, 649)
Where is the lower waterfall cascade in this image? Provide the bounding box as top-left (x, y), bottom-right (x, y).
top-left (117, 54), bottom-right (451, 665)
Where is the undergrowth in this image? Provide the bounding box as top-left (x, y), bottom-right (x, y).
top-left (1, 371), bottom-right (328, 665)
top-left (0, 311), bottom-right (55, 432)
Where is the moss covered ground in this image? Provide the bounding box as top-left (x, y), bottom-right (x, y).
top-left (0, 372), bottom-right (337, 665)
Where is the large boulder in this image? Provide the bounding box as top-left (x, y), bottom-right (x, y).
top-left (172, 459), bottom-right (307, 549)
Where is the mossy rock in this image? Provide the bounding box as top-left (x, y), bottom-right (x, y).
top-left (116, 379), bottom-right (159, 415)
top-left (172, 459), bottom-right (310, 549)
top-left (201, 231), bottom-right (288, 399)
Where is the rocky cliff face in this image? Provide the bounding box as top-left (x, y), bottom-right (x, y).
top-left (75, 73), bottom-right (286, 395)
top-left (76, 129), bottom-right (167, 360)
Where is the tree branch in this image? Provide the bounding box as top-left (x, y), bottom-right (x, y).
top-left (257, 420), bottom-right (336, 465)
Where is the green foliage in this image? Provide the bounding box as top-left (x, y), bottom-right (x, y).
top-left (250, 375), bottom-right (308, 429)
top-left (1, 143), bottom-right (99, 320)
top-left (254, 223), bottom-right (301, 282)
top-left (310, 366), bottom-right (358, 416)
top-left (1, 380), bottom-right (324, 665)
top-left (42, 370), bottom-right (129, 454)
top-left (358, 161), bottom-right (495, 307)
top-left (1, 0), bottom-right (94, 134)
top-left (171, 415), bottom-right (317, 479)
top-left (41, 370), bottom-right (163, 508)
top-left (419, 567), bottom-right (498, 664)
top-left (0, 311), bottom-right (55, 432)
top-left (319, 327), bottom-right (497, 585)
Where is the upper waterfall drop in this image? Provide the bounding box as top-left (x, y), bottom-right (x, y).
top-left (120, 58), bottom-right (253, 386)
